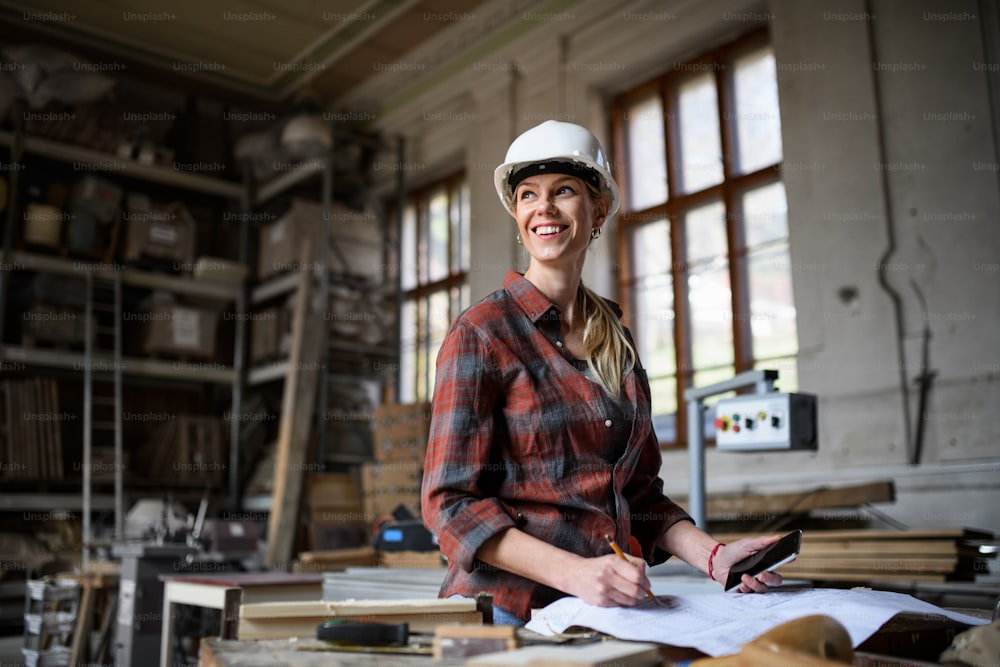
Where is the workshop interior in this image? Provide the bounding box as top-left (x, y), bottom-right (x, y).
top-left (0, 0), bottom-right (998, 666)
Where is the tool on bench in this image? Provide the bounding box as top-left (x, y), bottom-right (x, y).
top-left (317, 620), bottom-right (409, 646)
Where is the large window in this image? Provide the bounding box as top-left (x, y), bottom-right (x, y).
top-left (399, 173), bottom-right (470, 403)
top-left (612, 30), bottom-right (798, 446)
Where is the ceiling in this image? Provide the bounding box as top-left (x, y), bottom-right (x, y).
top-left (0, 0), bottom-right (495, 107)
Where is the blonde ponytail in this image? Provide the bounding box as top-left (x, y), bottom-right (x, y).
top-left (579, 283), bottom-right (636, 395)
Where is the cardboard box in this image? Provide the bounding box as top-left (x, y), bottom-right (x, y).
top-left (361, 461), bottom-right (422, 519)
top-left (308, 472), bottom-right (363, 514)
top-left (249, 308), bottom-right (281, 363)
top-left (123, 199), bottom-right (196, 265)
top-left (258, 199), bottom-right (321, 279)
top-left (363, 491), bottom-right (421, 521)
top-left (372, 403), bottom-right (431, 462)
top-left (142, 304), bottom-right (218, 359)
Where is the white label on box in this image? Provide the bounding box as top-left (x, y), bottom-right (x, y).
top-left (270, 220), bottom-right (286, 243)
top-left (171, 308), bottom-right (201, 348)
top-left (118, 579), bottom-right (135, 628)
top-left (150, 221), bottom-right (178, 246)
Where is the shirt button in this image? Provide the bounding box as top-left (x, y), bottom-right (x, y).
top-left (555, 340), bottom-right (564, 347)
top-left (604, 419), bottom-right (613, 427)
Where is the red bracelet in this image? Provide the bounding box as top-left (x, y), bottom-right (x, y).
top-left (708, 543), bottom-right (725, 582)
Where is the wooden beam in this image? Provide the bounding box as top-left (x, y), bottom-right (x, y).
top-left (701, 480), bottom-right (896, 519)
top-left (266, 243), bottom-right (324, 568)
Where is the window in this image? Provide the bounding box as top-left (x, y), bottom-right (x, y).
top-left (612, 30), bottom-right (797, 446)
top-left (399, 173), bottom-right (470, 403)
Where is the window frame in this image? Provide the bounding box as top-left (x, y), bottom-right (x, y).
top-left (612, 28), bottom-right (790, 448)
top-left (398, 171), bottom-right (469, 403)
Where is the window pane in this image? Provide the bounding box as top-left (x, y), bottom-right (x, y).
top-left (399, 299), bottom-right (417, 403)
top-left (684, 202), bottom-right (732, 371)
top-left (742, 181), bottom-right (788, 248)
top-left (677, 72), bottom-right (724, 193)
top-left (629, 218), bottom-right (670, 276)
top-left (649, 376), bottom-right (677, 420)
top-left (625, 94), bottom-right (668, 210)
top-left (631, 274), bottom-right (674, 377)
top-left (685, 200), bottom-right (727, 265)
top-left (427, 290), bottom-right (451, 398)
top-left (428, 189), bottom-right (449, 282)
top-left (733, 46), bottom-right (783, 174)
top-left (401, 204), bottom-right (417, 290)
top-left (692, 365), bottom-right (735, 393)
top-left (748, 242), bottom-right (798, 360)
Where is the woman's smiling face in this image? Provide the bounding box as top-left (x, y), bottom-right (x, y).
top-left (513, 172), bottom-right (608, 270)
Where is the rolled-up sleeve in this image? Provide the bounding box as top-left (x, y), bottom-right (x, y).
top-left (421, 321), bottom-right (517, 572)
top-left (622, 426), bottom-right (693, 565)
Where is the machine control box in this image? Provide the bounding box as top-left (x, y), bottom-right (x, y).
top-left (714, 392), bottom-right (817, 452)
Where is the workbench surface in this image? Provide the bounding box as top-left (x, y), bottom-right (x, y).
top-left (199, 637), bottom-right (472, 666)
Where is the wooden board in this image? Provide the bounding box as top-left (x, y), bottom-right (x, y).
top-left (266, 241), bottom-right (324, 568)
top-left (703, 480), bottom-right (895, 518)
top-left (466, 641), bottom-right (662, 667)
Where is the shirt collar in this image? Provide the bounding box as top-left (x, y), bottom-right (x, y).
top-left (503, 271), bottom-right (562, 323)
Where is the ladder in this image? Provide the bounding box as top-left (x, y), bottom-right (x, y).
top-left (82, 268), bottom-right (124, 570)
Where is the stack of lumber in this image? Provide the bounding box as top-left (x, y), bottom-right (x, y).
top-left (0, 377), bottom-right (63, 479)
top-left (237, 597), bottom-right (482, 638)
top-left (716, 527), bottom-right (996, 583)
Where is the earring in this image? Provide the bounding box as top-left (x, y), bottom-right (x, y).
top-left (590, 228), bottom-right (602, 240)
top-left (516, 233), bottom-right (523, 245)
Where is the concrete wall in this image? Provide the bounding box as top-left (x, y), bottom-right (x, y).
top-left (349, 0), bottom-right (1000, 533)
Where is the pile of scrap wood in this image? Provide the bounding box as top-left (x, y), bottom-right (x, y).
top-left (717, 527), bottom-right (996, 583)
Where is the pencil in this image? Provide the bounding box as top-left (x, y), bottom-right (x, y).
top-left (604, 534), bottom-right (658, 604)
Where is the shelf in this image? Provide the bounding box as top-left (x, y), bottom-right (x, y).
top-left (247, 360), bottom-right (290, 386)
top-left (0, 345), bottom-right (235, 384)
top-left (9, 251), bottom-right (242, 301)
top-left (0, 130), bottom-right (244, 200)
top-left (256, 157), bottom-right (326, 204)
top-left (0, 493), bottom-right (116, 512)
top-left (251, 270), bottom-right (300, 305)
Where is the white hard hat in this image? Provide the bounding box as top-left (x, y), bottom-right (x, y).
top-left (493, 120), bottom-right (620, 218)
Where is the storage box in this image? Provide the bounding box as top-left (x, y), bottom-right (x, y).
top-left (372, 403), bottom-right (431, 463)
top-left (193, 256), bottom-right (247, 286)
top-left (309, 472), bottom-right (363, 514)
top-left (258, 199), bottom-right (321, 279)
top-left (123, 199), bottom-right (196, 265)
top-left (142, 304), bottom-right (218, 359)
top-left (249, 307), bottom-right (281, 363)
top-left (22, 203), bottom-right (63, 247)
top-left (361, 461), bottom-right (422, 520)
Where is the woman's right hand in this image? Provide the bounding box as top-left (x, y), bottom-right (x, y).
top-left (564, 553), bottom-right (652, 607)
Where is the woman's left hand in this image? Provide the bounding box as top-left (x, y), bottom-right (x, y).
top-left (710, 535), bottom-right (785, 593)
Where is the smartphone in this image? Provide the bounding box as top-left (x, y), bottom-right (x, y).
top-left (724, 529), bottom-right (802, 592)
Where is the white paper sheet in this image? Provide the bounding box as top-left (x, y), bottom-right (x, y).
top-left (525, 588), bottom-right (989, 657)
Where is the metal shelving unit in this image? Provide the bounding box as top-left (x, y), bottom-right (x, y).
top-left (0, 110), bottom-right (250, 556)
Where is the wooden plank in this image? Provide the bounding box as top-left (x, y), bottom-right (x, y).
top-left (239, 611), bottom-right (482, 638)
top-left (776, 569), bottom-right (948, 583)
top-left (715, 527), bottom-right (995, 543)
top-left (704, 480), bottom-right (895, 518)
top-left (800, 540), bottom-right (960, 557)
top-left (787, 556), bottom-right (958, 574)
top-left (266, 241), bottom-right (323, 568)
top-left (240, 597), bottom-right (477, 620)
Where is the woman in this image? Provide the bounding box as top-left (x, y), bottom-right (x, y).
top-left (421, 120), bottom-right (782, 625)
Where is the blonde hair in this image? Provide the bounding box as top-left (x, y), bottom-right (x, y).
top-left (579, 283), bottom-right (636, 395)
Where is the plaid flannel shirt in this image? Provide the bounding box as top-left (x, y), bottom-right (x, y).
top-left (421, 271), bottom-right (691, 620)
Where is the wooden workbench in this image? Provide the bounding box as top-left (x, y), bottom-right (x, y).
top-left (199, 637), bottom-right (468, 666)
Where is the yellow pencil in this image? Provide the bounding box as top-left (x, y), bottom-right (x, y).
top-left (604, 534), bottom-right (658, 604)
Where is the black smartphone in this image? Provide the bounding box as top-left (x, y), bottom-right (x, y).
top-left (724, 529), bottom-right (802, 592)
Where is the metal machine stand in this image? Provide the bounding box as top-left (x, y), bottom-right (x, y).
top-left (684, 369), bottom-right (778, 528)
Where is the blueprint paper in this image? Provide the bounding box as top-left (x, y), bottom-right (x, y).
top-left (526, 588), bottom-right (989, 657)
